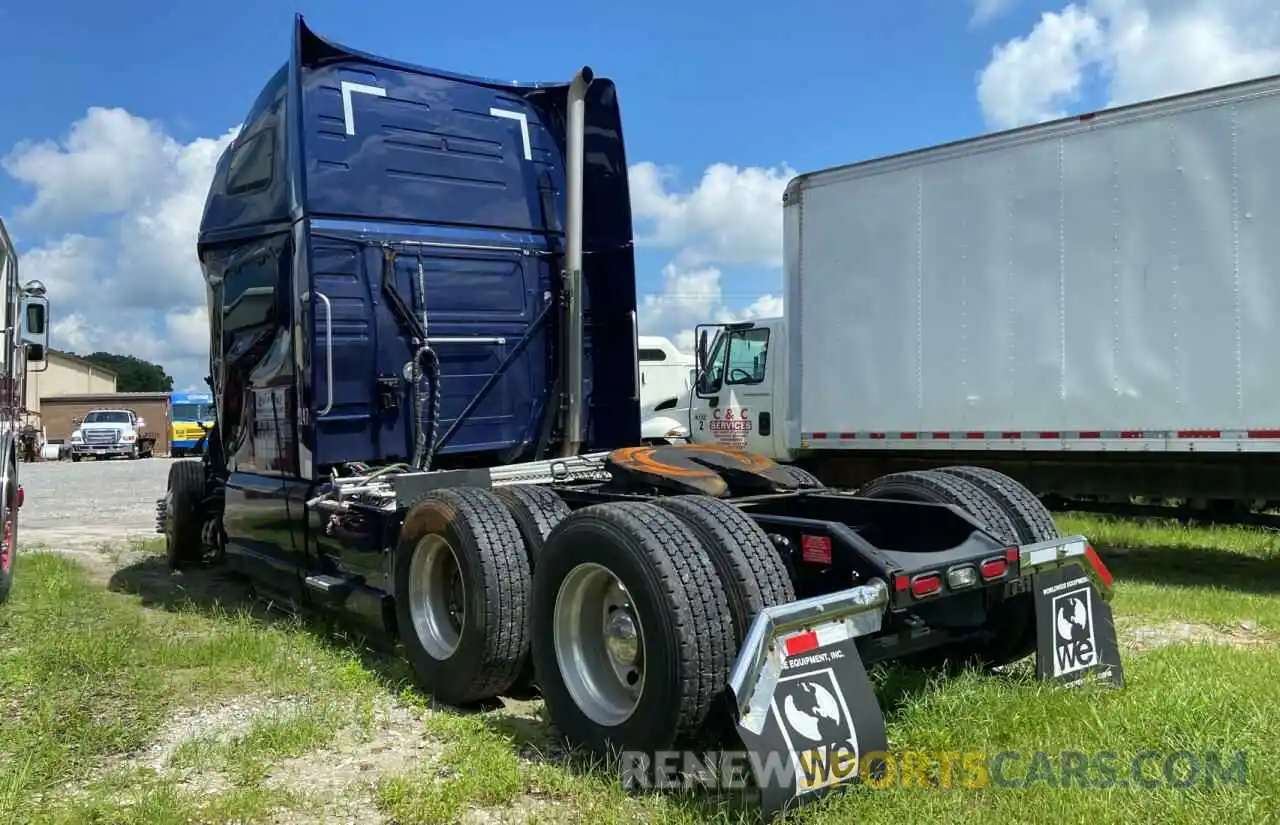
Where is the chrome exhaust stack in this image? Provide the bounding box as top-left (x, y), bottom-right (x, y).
top-left (560, 66), bottom-right (593, 457)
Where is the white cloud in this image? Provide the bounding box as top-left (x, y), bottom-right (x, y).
top-left (977, 0), bottom-right (1280, 129)
top-left (629, 161), bottom-right (793, 351)
top-left (629, 160), bottom-right (796, 269)
top-left (3, 108), bottom-right (239, 388)
top-left (972, 0), bottom-right (1019, 26)
top-left (637, 262), bottom-right (783, 356)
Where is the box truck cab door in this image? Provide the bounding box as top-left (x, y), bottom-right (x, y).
top-left (691, 324), bottom-right (775, 456)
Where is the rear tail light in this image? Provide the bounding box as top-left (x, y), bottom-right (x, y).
top-left (979, 557), bottom-right (1007, 579)
top-left (910, 573), bottom-right (942, 598)
top-left (16, 486), bottom-right (23, 508)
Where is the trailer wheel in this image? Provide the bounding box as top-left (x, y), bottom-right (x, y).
top-left (653, 495), bottom-right (795, 644)
top-left (393, 487), bottom-right (531, 705)
top-left (855, 470), bottom-right (1018, 544)
top-left (936, 466), bottom-right (1059, 544)
top-left (492, 484), bottom-right (572, 694)
top-left (165, 460), bottom-right (206, 571)
top-left (0, 462), bottom-right (19, 605)
top-left (531, 501), bottom-right (733, 758)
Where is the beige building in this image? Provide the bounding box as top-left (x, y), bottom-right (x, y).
top-left (25, 350), bottom-right (117, 415)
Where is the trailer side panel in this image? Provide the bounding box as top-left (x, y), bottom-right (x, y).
top-left (787, 75), bottom-right (1280, 451)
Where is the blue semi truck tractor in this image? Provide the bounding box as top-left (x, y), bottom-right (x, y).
top-left (156, 16), bottom-right (1122, 815)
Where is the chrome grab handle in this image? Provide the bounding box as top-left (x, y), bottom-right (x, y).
top-left (303, 290), bottom-right (334, 416)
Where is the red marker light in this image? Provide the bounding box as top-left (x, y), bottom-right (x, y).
top-left (910, 573), bottom-right (941, 598)
top-left (980, 558), bottom-right (1007, 579)
top-left (785, 631), bottom-right (819, 656)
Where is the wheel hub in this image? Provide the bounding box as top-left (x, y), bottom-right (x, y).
top-left (553, 562), bottom-right (646, 726)
top-left (407, 535), bottom-right (466, 660)
top-left (604, 609), bottom-right (639, 665)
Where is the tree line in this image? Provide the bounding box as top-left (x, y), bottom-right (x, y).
top-left (56, 350), bottom-right (175, 393)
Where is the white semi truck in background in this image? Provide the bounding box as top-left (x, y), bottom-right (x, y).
top-left (637, 335), bottom-right (696, 443)
top-left (680, 70), bottom-right (1280, 521)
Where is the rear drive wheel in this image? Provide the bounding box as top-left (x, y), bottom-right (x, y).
top-left (0, 463), bottom-right (19, 605)
top-left (493, 484), bottom-right (572, 694)
top-left (165, 460), bottom-right (206, 571)
top-left (531, 501), bottom-right (733, 758)
top-left (855, 470), bottom-right (1018, 544)
top-left (780, 465), bottom-right (825, 490)
top-left (652, 495), bottom-right (794, 645)
top-left (393, 487), bottom-right (531, 705)
top-left (492, 485), bottom-right (571, 566)
top-left (936, 466), bottom-right (1058, 544)
top-left (936, 466), bottom-right (1061, 666)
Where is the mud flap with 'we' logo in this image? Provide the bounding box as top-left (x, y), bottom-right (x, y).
top-left (733, 631), bottom-right (889, 817)
top-left (1033, 564), bottom-right (1125, 688)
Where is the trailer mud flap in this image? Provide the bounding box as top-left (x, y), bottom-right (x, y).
top-left (1031, 564), bottom-right (1125, 688)
top-left (727, 581), bottom-right (892, 816)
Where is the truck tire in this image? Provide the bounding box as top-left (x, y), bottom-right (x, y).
top-left (393, 487), bottom-right (531, 705)
top-left (0, 463), bottom-right (19, 605)
top-left (531, 501), bottom-right (734, 758)
top-left (780, 465), bottom-right (825, 490)
top-left (934, 467), bottom-right (1061, 668)
top-left (165, 460), bottom-right (206, 571)
top-left (653, 495), bottom-right (794, 644)
top-left (492, 484), bottom-right (572, 695)
top-left (936, 466), bottom-right (1059, 544)
top-left (855, 470), bottom-right (1018, 544)
top-left (492, 485), bottom-right (571, 566)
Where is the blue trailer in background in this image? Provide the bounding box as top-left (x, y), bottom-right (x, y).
top-left (154, 16), bottom-right (1120, 816)
top-left (168, 390), bottom-right (215, 457)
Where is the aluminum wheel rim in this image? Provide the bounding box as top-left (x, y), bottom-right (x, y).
top-left (553, 562), bottom-right (645, 726)
top-left (408, 535), bottom-right (465, 659)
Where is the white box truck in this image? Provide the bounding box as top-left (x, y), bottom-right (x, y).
top-left (685, 71), bottom-right (1280, 517)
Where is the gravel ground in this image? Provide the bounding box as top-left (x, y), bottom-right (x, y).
top-left (17, 455), bottom-right (176, 552)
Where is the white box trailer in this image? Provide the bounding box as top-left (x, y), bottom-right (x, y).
top-left (690, 72), bottom-right (1280, 510)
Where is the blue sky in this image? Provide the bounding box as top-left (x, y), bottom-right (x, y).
top-left (1, 0), bottom-right (1276, 388)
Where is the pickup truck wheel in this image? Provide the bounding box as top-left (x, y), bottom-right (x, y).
top-left (0, 465), bottom-right (19, 605)
top-left (493, 485), bottom-right (572, 695)
top-left (531, 501), bottom-right (733, 758)
top-left (653, 495), bottom-right (794, 645)
top-left (394, 487), bottom-right (531, 705)
top-left (855, 470), bottom-right (1018, 544)
top-left (165, 460), bottom-right (206, 571)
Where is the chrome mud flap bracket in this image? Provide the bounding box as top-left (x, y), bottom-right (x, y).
top-left (1020, 535), bottom-right (1125, 689)
top-left (727, 580), bottom-right (892, 817)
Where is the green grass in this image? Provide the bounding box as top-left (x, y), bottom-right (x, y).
top-left (2, 514), bottom-right (1277, 825)
top-left (0, 546), bottom-right (394, 825)
top-left (1057, 512), bottom-right (1280, 631)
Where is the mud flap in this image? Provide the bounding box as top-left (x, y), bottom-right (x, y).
top-left (730, 608), bottom-right (890, 816)
top-left (1032, 563), bottom-right (1125, 688)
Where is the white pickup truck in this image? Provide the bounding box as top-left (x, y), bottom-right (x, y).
top-left (70, 409), bottom-right (155, 461)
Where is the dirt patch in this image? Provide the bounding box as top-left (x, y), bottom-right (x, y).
top-left (1118, 618), bottom-right (1274, 651)
top-left (263, 700), bottom-right (438, 823)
